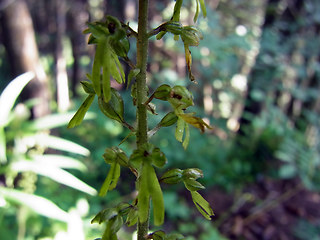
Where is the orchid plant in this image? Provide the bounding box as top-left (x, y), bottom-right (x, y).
top-left (68, 1), bottom-right (213, 239)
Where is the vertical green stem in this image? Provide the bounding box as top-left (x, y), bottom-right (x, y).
top-left (136, 0), bottom-right (149, 239)
top-left (136, 0), bottom-right (149, 147)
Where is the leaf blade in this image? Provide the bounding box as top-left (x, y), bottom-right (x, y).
top-left (102, 44), bottom-right (111, 102)
top-left (99, 162), bottom-right (116, 197)
top-left (0, 127), bottom-right (6, 164)
top-left (11, 160), bottom-right (97, 195)
top-left (175, 117), bottom-right (185, 142)
top-left (0, 186), bottom-right (69, 222)
top-left (138, 163), bottom-right (150, 224)
top-left (0, 72), bottom-right (34, 127)
top-left (29, 112), bottom-right (95, 131)
top-left (148, 164), bottom-right (164, 226)
top-left (199, 0), bottom-right (207, 18)
top-left (33, 154), bottom-right (87, 171)
top-left (194, 0), bottom-right (200, 22)
top-left (92, 41), bottom-right (104, 96)
top-left (33, 134), bottom-right (90, 156)
top-left (190, 191), bottom-right (214, 220)
top-left (68, 94), bottom-right (95, 128)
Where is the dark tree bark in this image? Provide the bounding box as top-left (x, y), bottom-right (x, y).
top-left (67, 0), bottom-right (89, 97)
top-left (105, 0), bottom-right (125, 20)
top-left (0, 0), bottom-right (50, 117)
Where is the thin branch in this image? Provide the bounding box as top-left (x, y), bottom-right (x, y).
top-left (122, 120), bottom-right (135, 132)
top-left (242, 183), bottom-right (303, 226)
top-left (122, 22), bottom-right (138, 38)
top-left (147, 25), bottom-right (163, 38)
top-left (147, 124), bottom-right (162, 138)
top-left (123, 56), bottom-right (136, 69)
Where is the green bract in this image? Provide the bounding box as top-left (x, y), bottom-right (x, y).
top-left (183, 178), bottom-right (205, 191)
top-left (99, 161), bottom-right (121, 197)
top-left (138, 162), bottom-right (165, 226)
top-left (91, 208), bottom-right (118, 224)
top-left (98, 88), bottom-right (124, 123)
top-left (110, 36), bottom-right (130, 58)
top-left (86, 22), bottom-right (109, 39)
top-left (191, 191), bottom-right (214, 220)
top-left (80, 81), bottom-right (95, 94)
top-left (68, 94), bottom-right (95, 128)
top-left (126, 206), bottom-right (138, 227)
top-left (99, 147), bottom-right (131, 197)
top-left (116, 202), bottom-right (131, 216)
top-left (127, 68), bottom-right (140, 87)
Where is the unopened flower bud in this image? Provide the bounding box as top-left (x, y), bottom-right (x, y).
top-left (160, 168), bottom-right (183, 184)
top-left (159, 112), bottom-right (178, 127)
top-left (154, 84), bottom-right (172, 101)
top-left (183, 168), bottom-right (203, 180)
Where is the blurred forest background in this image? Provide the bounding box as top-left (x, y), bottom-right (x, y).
top-left (1, 0), bottom-right (320, 239)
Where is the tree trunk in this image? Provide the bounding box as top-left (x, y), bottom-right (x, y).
top-left (54, 0), bottom-right (70, 112)
top-left (67, 0), bottom-right (89, 97)
top-left (237, 0), bottom-right (276, 136)
top-left (0, 0), bottom-right (50, 117)
top-left (105, 0), bottom-right (125, 20)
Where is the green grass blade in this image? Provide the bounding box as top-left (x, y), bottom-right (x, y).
top-left (33, 154), bottom-right (87, 171)
top-left (28, 112), bottom-right (95, 131)
top-left (12, 160), bottom-right (97, 195)
top-left (0, 127), bottom-right (6, 164)
top-left (0, 72), bottom-right (34, 127)
top-left (33, 134), bottom-right (90, 156)
top-left (0, 186), bottom-right (69, 222)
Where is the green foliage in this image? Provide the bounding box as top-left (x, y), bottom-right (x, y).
top-left (294, 219), bottom-right (320, 240)
top-left (69, 1), bottom-right (213, 239)
top-left (276, 130), bottom-right (320, 191)
top-left (0, 74), bottom-right (96, 239)
top-left (233, 0), bottom-right (320, 192)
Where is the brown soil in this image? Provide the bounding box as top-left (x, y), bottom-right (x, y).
top-left (206, 178), bottom-right (320, 240)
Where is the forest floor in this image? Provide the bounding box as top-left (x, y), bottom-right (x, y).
top-left (207, 178), bottom-right (320, 240)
